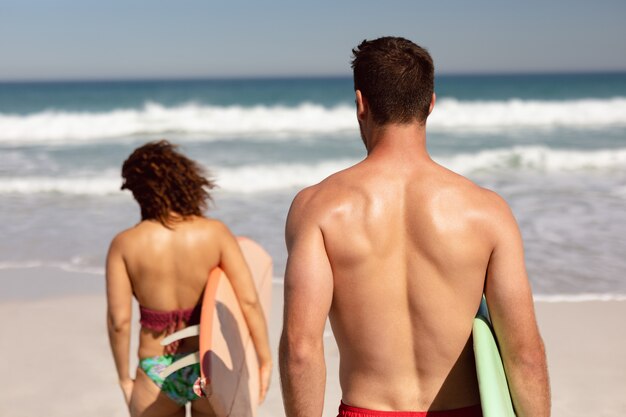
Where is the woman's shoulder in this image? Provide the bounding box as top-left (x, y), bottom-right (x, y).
top-left (188, 216), bottom-right (232, 236)
top-left (107, 226), bottom-right (146, 260)
top-left (109, 224), bottom-right (139, 246)
top-left (109, 217), bottom-right (234, 250)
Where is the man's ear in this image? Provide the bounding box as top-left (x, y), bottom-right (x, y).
top-left (355, 90), bottom-right (368, 122)
top-left (428, 92), bottom-right (436, 115)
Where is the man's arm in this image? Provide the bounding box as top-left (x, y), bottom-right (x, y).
top-left (105, 234), bottom-right (134, 407)
top-left (280, 189), bottom-right (334, 417)
top-left (485, 195), bottom-right (550, 417)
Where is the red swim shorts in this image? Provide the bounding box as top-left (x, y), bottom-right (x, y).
top-left (338, 402), bottom-right (483, 417)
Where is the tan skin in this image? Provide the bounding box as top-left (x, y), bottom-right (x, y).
top-left (280, 91), bottom-right (550, 416)
top-left (106, 214), bottom-right (272, 417)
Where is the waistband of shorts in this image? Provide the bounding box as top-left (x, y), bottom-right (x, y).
top-left (338, 401), bottom-right (483, 417)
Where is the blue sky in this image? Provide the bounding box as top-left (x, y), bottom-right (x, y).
top-left (1, 0), bottom-right (625, 80)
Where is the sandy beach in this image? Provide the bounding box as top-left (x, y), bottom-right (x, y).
top-left (1, 268), bottom-right (624, 417)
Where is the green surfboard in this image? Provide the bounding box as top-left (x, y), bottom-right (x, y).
top-left (473, 298), bottom-right (516, 417)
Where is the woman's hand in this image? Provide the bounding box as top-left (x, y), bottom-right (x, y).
top-left (119, 378), bottom-right (134, 407)
top-left (259, 360), bottom-right (272, 403)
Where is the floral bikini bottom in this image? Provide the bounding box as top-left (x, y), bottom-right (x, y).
top-left (139, 354), bottom-right (201, 406)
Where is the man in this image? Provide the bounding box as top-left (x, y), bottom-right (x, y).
top-left (279, 37), bottom-right (549, 417)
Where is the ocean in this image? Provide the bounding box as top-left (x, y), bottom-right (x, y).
top-left (1, 73), bottom-right (625, 299)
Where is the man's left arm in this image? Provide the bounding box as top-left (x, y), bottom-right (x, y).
top-left (279, 189), bottom-right (334, 417)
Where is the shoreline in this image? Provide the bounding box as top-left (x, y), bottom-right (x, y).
top-left (0, 271), bottom-right (625, 416)
top-left (2, 265), bottom-right (626, 303)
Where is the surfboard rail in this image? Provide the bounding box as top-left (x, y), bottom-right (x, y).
top-left (473, 297), bottom-right (516, 417)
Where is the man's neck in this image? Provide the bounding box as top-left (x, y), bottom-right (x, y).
top-left (365, 122), bottom-right (431, 165)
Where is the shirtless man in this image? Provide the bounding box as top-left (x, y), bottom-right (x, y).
top-left (279, 37), bottom-right (549, 417)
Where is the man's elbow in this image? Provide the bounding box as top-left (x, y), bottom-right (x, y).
top-left (506, 339), bottom-right (548, 375)
top-left (279, 332), bottom-right (323, 369)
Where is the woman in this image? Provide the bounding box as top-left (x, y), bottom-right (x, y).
top-left (106, 140), bottom-right (272, 417)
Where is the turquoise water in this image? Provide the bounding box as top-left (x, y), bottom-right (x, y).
top-left (0, 78), bottom-right (353, 114)
top-left (2, 73), bottom-right (626, 113)
top-left (1, 73), bottom-right (625, 297)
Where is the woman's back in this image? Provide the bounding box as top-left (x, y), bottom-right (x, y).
top-left (122, 216), bottom-right (221, 310)
top-left (114, 216), bottom-right (231, 357)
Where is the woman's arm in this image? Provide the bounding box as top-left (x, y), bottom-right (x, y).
top-left (217, 223), bottom-right (272, 403)
top-left (105, 234), bottom-right (134, 406)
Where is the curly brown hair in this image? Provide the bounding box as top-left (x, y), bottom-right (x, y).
top-left (121, 140), bottom-right (216, 226)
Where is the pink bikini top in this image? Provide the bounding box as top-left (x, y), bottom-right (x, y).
top-left (139, 304), bottom-right (202, 354)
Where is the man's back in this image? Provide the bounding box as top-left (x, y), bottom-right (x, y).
top-left (280, 36), bottom-right (549, 417)
top-left (296, 149), bottom-right (501, 410)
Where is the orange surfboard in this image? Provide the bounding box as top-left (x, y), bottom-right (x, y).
top-left (160, 237), bottom-right (272, 417)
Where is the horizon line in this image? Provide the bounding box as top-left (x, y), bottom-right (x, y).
top-left (1, 69), bottom-right (626, 84)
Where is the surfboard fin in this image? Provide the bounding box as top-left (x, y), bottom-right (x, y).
top-left (159, 351), bottom-right (201, 379)
top-left (160, 324), bottom-right (200, 346)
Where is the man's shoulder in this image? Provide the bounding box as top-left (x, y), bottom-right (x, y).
top-left (288, 182), bottom-right (333, 221)
top-left (288, 169), bottom-right (360, 226)
top-left (471, 183), bottom-right (513, 218)
top-left (454, 177), bottom-right (518, 235)
top-left (440, 167), bottom-right (510, 210)
top-left (465, 180), bottom-right (509, 211)
top-left (431, 167), bottom-right (516, 230)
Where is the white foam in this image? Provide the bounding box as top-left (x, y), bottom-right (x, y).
top-left (1, 97), bottom-right (625, 144)
top-left (437, 146), bottom-right (626, 174)
top-left (0, 159), bottom-right (357, 195)
top-left (216, 159), bottom-right (357, 193)
top-left (0, 176), bottom-right (123, 195)
top-left (0, 260), bottom-right (104, 275)
top-left (1, 146), bottom-right (625, 195)
top-left (534, 293), bottom-right (626, 302)
top-left (429, 97), bottom-right (626, 132)
top-left (0, 102), bottom-right (356, 145)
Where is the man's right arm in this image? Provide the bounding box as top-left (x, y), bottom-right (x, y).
top-left (485, 194), bottom-right (550, 417)
top-left (279, 188), bottom-right (334, 417)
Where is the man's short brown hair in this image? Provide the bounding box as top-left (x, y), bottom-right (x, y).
top-left (351, 36), bottom-right (434, 125)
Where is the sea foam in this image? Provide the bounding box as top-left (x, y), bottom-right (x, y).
top-left (439, 146), bottom-right (626, 174)
top-left (0, 102), bottom-right (356, 144)
top-left (429, 97), bottom-right (626, 132)
top-left (1, 97), bottom-right (625, 144)
top-left (534, 293), bottom-right (626, 302)
top-left (0, 260), bottom-right (104, 275)
top-left (1, 147), bottom-right (625, 195)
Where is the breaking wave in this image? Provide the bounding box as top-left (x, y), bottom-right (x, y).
top-left (1, 97), bottom-right (625, 144)
top-left (1, 146), bottom-right (625, 195)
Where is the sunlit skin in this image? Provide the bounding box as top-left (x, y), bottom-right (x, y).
top-left (280, 91), bottom-right (550, 417)
top-left (106, 214), bottom-right (272, 417)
